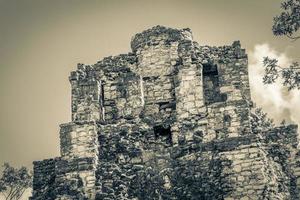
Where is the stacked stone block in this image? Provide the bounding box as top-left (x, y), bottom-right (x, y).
top-left (31, 158), bottom-right (58, 200)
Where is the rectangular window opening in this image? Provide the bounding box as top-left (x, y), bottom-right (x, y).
top-left (154, 125), bottom-right (172, 146)
top-left (203, 63), bottom-right (224, 104)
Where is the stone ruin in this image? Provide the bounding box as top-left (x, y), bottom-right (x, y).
top-left (31, 26), bottom-right (300, 200)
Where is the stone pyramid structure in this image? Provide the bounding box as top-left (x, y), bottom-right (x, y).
top-left (31, 26), bottom-right (300, 200)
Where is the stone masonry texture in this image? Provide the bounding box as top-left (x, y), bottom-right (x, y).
top-left (30, 26), bottom-right (300, 200)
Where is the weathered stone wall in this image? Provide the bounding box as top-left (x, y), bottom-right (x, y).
top-left (93, 55), bottom-right (143, 121)
top-left (58, 122), bottom-right (99, 199)
top-left (31, 158), bottom-right (59, 200)
top-left (196, 42), bottom-right (251, 142)
top-left (95, 121), bottom-right (150, 199)
top-left (31, 26), bottom-right (299, 200)
top-left (60, 122), bottom-right (98, 159)
top-left (263, 125), bottom-right (300, 200)
top-left (70, 64), bottom-right (103, 122)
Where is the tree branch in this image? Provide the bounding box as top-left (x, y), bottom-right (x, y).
top-left (15, 188), bottom-right (26, 200)
top-left (287, 34), bottom-right (300, 42)
top-left (9, 185), bottom-right (23, 200)
top-left (6, 187), bottom-right (14, 200)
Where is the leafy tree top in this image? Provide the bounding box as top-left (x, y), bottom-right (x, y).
top-left (273, 0), bottom-right (300, 41)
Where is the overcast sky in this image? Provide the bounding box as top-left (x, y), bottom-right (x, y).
top-left (0, 0), bottom-right (299, 176)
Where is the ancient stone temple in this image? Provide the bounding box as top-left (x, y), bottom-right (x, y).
top-left (31, 26), bottom-right (300, 200)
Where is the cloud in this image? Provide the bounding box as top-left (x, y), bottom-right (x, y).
top-left (248, 44), bottom-right (300, 127)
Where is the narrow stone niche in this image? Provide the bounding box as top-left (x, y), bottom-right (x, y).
top-left (99, 82), bottom-right (105, 121)
top-left (154, 125), bottom-right (172, 146)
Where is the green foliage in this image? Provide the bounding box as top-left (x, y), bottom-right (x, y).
top-left (128, 167), bottom-right (166, 200)
top-left (171, 156), bottom-right (233, 200)
top-left (263, 57), bottom-right (300, 90)
top-left (128, 154), bottom-right (233, 199)
top-left (262, 0), bottom-right (300, 89)
top-left (0, 163), bottom-right (32, 200)
top-left (272, 0), bottom-right (300, 41)
top-left (250, 107), bottom-right (275, 134)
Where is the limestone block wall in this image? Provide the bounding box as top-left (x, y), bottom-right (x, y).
top-left (31, 158), bottom-right (98, 200)
top-left (133, 28), bottom-right (180, 126)
top-left (263, 125), bottom-right (300, 199)
top-left (219, 141), bottom-right (289, 200)
top-left (293, 153), bottom-right (300, 199)
top-left (93, 54), bottom-right (143, 121)
top-left (31, 158), bottom-right (59, 200)
top-left (95, 121), bottom-right (151, 199)
top-left (205, 101), bottom-right (251, 141)
top-left (58, 122), bottom-right (99, 199)
top-left (59, 122), bottom-right (98, 159)
top-left (175, 39), bottom-right (206, 120)
top-left (171, 134), bottom-right (294, 200)
top-left (195, 42), bottom-right (251, 142)
top-left (69, 64), bottom-right (103, 122)
top-left (55, 157), bottom-right (97, 200)
top-left (95, 118), bottom-right (179, 200)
